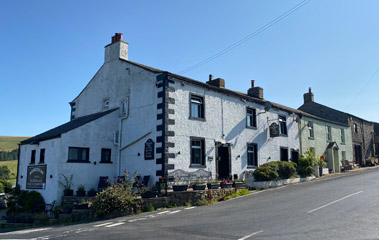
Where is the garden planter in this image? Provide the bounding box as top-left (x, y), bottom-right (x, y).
top-left (76, 190), bottom-right (86, 197)
top-left (87, 190), bottom-right (97, 197)
top-left (142, 190), bottom-right (158, 198)
top-left (232, 182), bottom-right (243, 188)
top-left (192, 184), bottom-right (206, 191)
top-left (63, 189), bottom-right (74, 196)
top-left (172, 185), bottom-right (188, 192)
top-left (220, 183), bottom-right (233, 189)
top-left (207, 183), bottom-right (220, 189)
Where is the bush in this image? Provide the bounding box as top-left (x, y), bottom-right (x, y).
top-left (253, 166), bottom-right (279, 181)
top-left (0, 182), bottom-right (4, 193)
top-left (0, 180), bottom-right (12, 193)
top-left (92, 170), bottom-right (145, 217)
top-left (6, 190), bottom-right (45, 215)
top-left (277, 161), bottom-right (296, 179)
top-left (297, 149), bottom-right (315, 177)
top-left (0, 166), bottom-right (10, 180)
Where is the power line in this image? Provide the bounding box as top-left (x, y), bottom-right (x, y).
top-left (177, 0), bottom-right (311, 75)
top-left (344, 64), bottom-right (379, 111)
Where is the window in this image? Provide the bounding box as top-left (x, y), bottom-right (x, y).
top-left (120, 98), bottom-right (129, 117)
top-left (39, 149), bottom-right (45, 164)
top-left (353, 123), bottom-right (358, 133)
top-left (102, 98), bottom-right (110, 110)
top-left (279, 116), bottom-right (287, 135)
top-left (68, 147), bottom-right (90, 162)
top-left (326, 126), bottom-right (332, 141)
top-left (246, 108), bottom-right (257, 128)
top-left (190, 138), bottom-right (205, 166)
top-left (340, 129), bottom-right (345, 144)
top-left (101, 149), bottom-right (112, 163)
top-left (308, 122), bottom-right (314, 139)
top-left (190, 95), bottom-right (204, 119)
top-left (342, 151), bottom-right (346, 160)
top-left (247, 143), bottom-right (258, 167)
top-left (280, 147), bottom-right (289, 161)
top-left (30, 150), bottom-right (36, 164)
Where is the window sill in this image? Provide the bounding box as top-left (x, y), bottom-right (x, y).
top-left (99, 161), bottom-right (113, 164)
top-left (189, 164), bottom-right (206, 168)
top-left (246, 126), bottom-right (257, 130)
top-left (308, 137), bottom-right (314, 140)
top-left (247, 166), bottom-right (257, 169)
top-left (189, 117), bottom-right (206, 122)
top-left (67, 160), bottom-right (90, 163)
top-left (279, 134), bottom-right (288, 137)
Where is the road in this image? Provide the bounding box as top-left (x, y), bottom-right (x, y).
top-left (3, 168), bottom-right (379, 240)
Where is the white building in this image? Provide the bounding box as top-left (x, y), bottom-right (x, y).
top-left (18, 33), bottom-right (301, 204)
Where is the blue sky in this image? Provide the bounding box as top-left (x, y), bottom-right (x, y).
top-left (1, 0), bottom-right (379, 136)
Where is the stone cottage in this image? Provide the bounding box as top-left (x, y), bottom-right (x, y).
top-left (17, 33), bottom-right (303, 204)
top-left (299, 89), bottom-right (375, 166)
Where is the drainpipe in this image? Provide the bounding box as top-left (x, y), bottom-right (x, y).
top-left (118, 103), bottom-right (130, 176)
top-left (16, 143), bottom-right (21, 187)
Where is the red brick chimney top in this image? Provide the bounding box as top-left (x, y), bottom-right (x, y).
top-left (111, 33), bottom-right (123, 43)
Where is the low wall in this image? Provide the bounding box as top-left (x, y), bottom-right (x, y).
top-left (250, 176), bottom-right (315, 190)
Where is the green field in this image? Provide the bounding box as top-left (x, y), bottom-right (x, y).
top-left (0, 136), bottom-right (29, 152)
top-left (0, 160), bottom-right (17, 184)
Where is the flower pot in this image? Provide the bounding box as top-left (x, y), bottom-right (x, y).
top-left (142, 190), bottom-right (158, 198)
top-left (63, 189), bottom-right (74, 196)
top-left (207, 183), bottom-right (220, 189)
top-left (220, 183), bottom-right (233, 189)
top-left (76, 190), bottom-right (86, 197)
top-left (87, 190), bottom-right (97, 197)
top-left (172, 185), bottom-right (188, 192)
top-left (232, 182), bottom-right (243, 188)
top-left (192, 184), bottom-right (206, 191)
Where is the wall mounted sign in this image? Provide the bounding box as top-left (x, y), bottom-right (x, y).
top-left (270, 123), bottom-right (279, 138)
top-left (144, 138), bottom-right (155, 160)
top-left (26, 165), bottom-right (47, 189)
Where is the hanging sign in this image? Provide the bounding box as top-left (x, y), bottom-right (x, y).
top-left (270, 123), bottom-right (280, 138)
top-left (144, 138), bottom-right (155, 160)
top-left (26, 165), bottom-right (47, 189)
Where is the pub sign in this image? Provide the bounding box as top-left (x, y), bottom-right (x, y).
top-left (269, 123), bottom-right (280, 138)
top-left (26, 165), bottom-right (47, 189)
top-left (144, 138), bottom-right (155, 160)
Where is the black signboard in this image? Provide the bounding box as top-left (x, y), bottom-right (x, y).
top-left (144, 138), bottom-right (155, 160)
top-left (270, 123), bottom-right (280, 138)
top-left (26, 165), bottom-right (47, 189)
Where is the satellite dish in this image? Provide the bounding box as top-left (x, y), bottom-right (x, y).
top-left (264, 101), bottom-right (272, 112)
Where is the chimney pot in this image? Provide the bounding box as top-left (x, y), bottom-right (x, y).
top-left (309, 87), bottom-right (312, 93)
top-left (303, 87), bottom-right (314, 103)
top-left (209, 74), bottom-right (213, 81)
top-left (251, 80), bottom-right (255, 88)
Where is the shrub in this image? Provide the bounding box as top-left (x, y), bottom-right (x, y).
top-left (297, 149), bottom-right (315, 177)
top-left (0, 182), bottom-right (4, 193)
top-left (0, 180), bottom-right (12, 193)
top-left (6, 190), bottom-right (45, 215)
top-left (290, 161), bottom-right (297, 169)
top-left (92, 170), bottom-right (145, 217)
top-left (253, 166), bottom-right (279, 181)
top-left (277, 161), bottom-right (296, 179)
top-left (0, 166), bottom-right (11, 180)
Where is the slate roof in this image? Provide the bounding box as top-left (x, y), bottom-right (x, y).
top-left (21, 108), bottom-right (118, 145)
top-left (298, 101), bottom-right (350, 126)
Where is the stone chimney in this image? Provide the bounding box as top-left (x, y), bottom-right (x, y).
top-left (247, 80), bottom-right (263, 99)
top-left (206, 74), bottom-right (225, 88)
top-left (303, 87), bottom-right (314, 103)
top-left (104, 33), bottom-right (128, 63)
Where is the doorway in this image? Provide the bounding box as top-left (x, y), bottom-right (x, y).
top-left (354, 145), bottom-right (362, 166)
top-left (217, 144), bottom-right (231, 180)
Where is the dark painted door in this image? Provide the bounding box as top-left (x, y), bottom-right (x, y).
top-left (217, 146), bottom-right (230, 180)
top-left (291, 150), bottom-right (299, 165)
top-left (354, 145), bottom-right (362, 166)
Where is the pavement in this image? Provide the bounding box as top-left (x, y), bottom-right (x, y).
top-left (2, 167), bottom-right (379, 239)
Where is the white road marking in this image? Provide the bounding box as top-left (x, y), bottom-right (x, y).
top-left (238, 230), bottom-right (264, 240)
top-left (168, 210), bottom-right (181, 214)
top-left (128, 217), bottom-right (147, 222)
top-left (105, 222), bottom-right (125, 227)
top-left (147, 214), bottom-right (156, 218)
top-left (93, 222), bottom-right (114, 227)
top-left (308, 191), bottom-right (363, 213)
top-left (185, 206), bottom-right (196, 210)
top-left (0, 228), bottom-right (52, 235)
top-left (157, 210), bottom-right (170, 215)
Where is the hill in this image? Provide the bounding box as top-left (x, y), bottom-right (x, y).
top-left (0, 136), bottom-right (29, 152)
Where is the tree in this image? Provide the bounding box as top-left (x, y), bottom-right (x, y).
top-left (0, 166), bottom-right (11, 180)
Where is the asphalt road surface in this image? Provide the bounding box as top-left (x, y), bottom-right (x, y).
top-left (3, 168), bottom-right (379, 240)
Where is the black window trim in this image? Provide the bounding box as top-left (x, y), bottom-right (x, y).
top-left (247, 143), bottom-right (258, 168)
top-left (279, 115), bottom-right (288, 136)
top-left (246, 107), bottom-right (257, 129)
top-left (189, 93), bottom-right (205, 121)
top-left (30, 150), bottom-right (36, 164)
top-left (100, 148), bottom-right (113, 164)
top-left (39, 148), bottom-right (45, 164)
top-left (190, 137), bottom-right (206, 168)
top-left (67, 147), bottom-right (90, 163)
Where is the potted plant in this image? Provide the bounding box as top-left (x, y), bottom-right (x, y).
top-left (192, 181), bottom-right (206, 190)
top-left (58, 174), bottom-right (74, 196)
top-left (207, 180), bottom-right (220, 189)
top-left (76, 185), bottom-right (86, 197)
top-left (142, 184), bottom-right (159, 198)
top-left (314, 155), bottom-right (327, 177)
top-left (220, 179), bottom-right (233, 189)
top-left (172, 183), bottom-right (188, 192)
top-left (87, 188), bottom-right (97, 197)
top-left (232, 179), bottom-right (244, 188)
